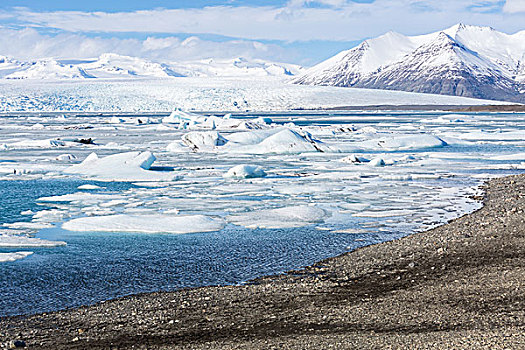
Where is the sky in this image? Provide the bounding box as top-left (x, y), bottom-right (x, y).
top-left (0, 0), bottom-right (524, 66)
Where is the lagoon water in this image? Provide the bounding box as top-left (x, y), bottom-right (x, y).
top-left (0, 111), bottom-right (523, 316)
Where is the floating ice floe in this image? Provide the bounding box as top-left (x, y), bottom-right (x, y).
top-left (32, 209), bottom-right (69, 222)
top-left (56, 154), bottom-right (77, 161)
top-left (420, 114), bottom-right (467, 124)
top-left (6, 139), bottom-right (66, 149)
top-left (163, 109), bottom-right (272, 131)
top-left (181, 131), bottom-right (228, 151)
top-left (450, 131), bottom-right (525, 141)
top-left (77, 184), bottom-right (102, 190)
top-left (357, 134), bottom-right (447, 151)
top-left (62, 214), bottom-right (226, 234)
top-left (224, 165), bottom-right (267, 179)
top-left (0, 234), bottom-right (66, 247)
top-left (489, 153), bottom-right (525, 161)
top-left (228, 205), bottom-right (327, 229)
top-left (0, 251), bottom-right (33, 263)
top-left (169, 127), bottom-right (327, 154)
top-left (64, 151), bottom-right (179, 181)
top-left (341, 154), bottom-right (370, 164)
top-left (3, 222), bottom-right (54, 230)
top-left (226, 129), bottom-right (324, 154)
top-left (369, 158), bottom-right (386, 167)
top-left (38, 192), bottom-right (122, 203)
top-left (162, 109), bottom-right (204, 124)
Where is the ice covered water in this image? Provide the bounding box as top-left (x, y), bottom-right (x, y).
top-left (0, 110), bottom-right (523, 316)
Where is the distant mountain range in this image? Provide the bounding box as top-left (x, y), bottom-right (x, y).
top-left (293, 24), bottom-right (525, 103)
top-left (0, 53), bottom-right (304, 80)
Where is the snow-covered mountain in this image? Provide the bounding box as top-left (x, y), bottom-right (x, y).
top-left (0, 54), bottom-right (304, 80)
top-left (293, 24), bottom-right (525, 102)
top-left (5, 60), bottom-right (94, 80)
top-left (169, 57), bottom-right (303, 77)
top-left (77, 53), bottom-right (183, 78)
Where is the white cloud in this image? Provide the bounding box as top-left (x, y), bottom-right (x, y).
top-left (0, 27), bottom-right (292, 62)
top-left (503, 0), bottom-right (525, 13)
top-left (7, 1), bottom-right (523, 42)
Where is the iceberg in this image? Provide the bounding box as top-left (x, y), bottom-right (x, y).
top-left (62, 214), bottom-right (226, 234)
top-left (0, 251), bottom-right (33, 263)
top-left (0, 234), bottom-right (66, 247)
top-left (358, 134), bottom-right (447, 151)
top-left (228, 129), bottom-right (325, 154)
top-left (171, 128), bottom-right (326, 154)
top-left (181, 131), bottom-right (228, 151)
top-left (228, 205), bottom-right (327, 229)
top-left (224, 165), bottom-right (267, 179)
top-left (162, 109), bottom-right (204, 124)
top-left (7, 139), bottom-right (66, 149)
top-left (56, 154), bottom-right (77, 161)
top-left (341, 154), bottom-right (370, 164)
top-left (64, 151), bottom-right (178, 181)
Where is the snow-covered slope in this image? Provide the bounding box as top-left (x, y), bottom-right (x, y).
top-left (5, 60), bottom-right (93, 80)
top-left (294, 24), bottom-right (525, 102)
top-left (170, 57), bottom-right (304, 77)
top-left (78, 53), bottom-right (183, 78)
top-left (0, 56), bottom-right (27, 78)
top-left (0, 54), bottom-right (304, 80)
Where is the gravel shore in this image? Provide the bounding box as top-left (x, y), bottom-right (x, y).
top-left (1, 174), bottom-right (524, 349)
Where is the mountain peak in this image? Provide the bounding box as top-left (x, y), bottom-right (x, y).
top-left (293, 24), bottom-right (524, 103)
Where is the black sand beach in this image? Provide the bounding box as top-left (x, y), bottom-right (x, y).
top-left (1, 174), bottom-right (524, 349)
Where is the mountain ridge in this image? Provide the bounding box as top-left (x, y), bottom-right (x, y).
top-left (293, 24), bottom-right (525, 103)
top-left (0, 54), bottom-right (304, 80)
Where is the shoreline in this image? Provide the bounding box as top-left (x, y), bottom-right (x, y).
top-left (1, 174), bottom-right (524, 349)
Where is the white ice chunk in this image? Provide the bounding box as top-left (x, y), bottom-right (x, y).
top-left (224, 165), bottom-right (267, 179)
top-left (162, 109), bottom-right (204, 124)
top-left (0, 251), bottom-right (33, 262)
top-left (56, 154), bottom-right (77, 161)
top-left (62, 214), bottom-right (226, 234)
top-left (77, 184), bottom-right (103, 190)
top-left (341, 154), bottom-right (369, 163)
top-left (0, 234), bottom-right (66, 247)
top-left (65, 151), bottom-right (177, 181)
top-left (369, 158), bottom-right (386, 167)
top-left (181, 131), bottom-right (228, 151)
top-left (453, 131), bottom-right (525, 141)
top-left (32, 209), bottom-right (68, 222)
top-left (3, 222), bottom-right (54, 229)
top-left (109, 116), bottom-right (125, 123)
top-left (7, 139), bottom-right (66, 149)
top-left (226, 129), bottom-right (324, 154)
top-left (490, 153), bottom-right (525, 160)
top-left (38, 192), bottom-right (122, 203)
top-left (358, 135), bottom-right (447, 151)
top-left (228, 205), bottom-right (327, 229)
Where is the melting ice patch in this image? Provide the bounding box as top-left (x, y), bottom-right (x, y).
top-left (356, 135), bottom-right (447, 151)
top-left (228, 205), bottom-right (327, 229)
top-left (0, 234), bottom-right (66, 247)
top-left (0, 251), bottom-right (33, 263)
top-left (62, 214), bottom-right (226, 234)
top-left (64, 151), bottom-right (179, 181)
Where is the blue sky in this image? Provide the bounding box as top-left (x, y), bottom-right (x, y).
top-left (0, 0), bottom-right (523, 65)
